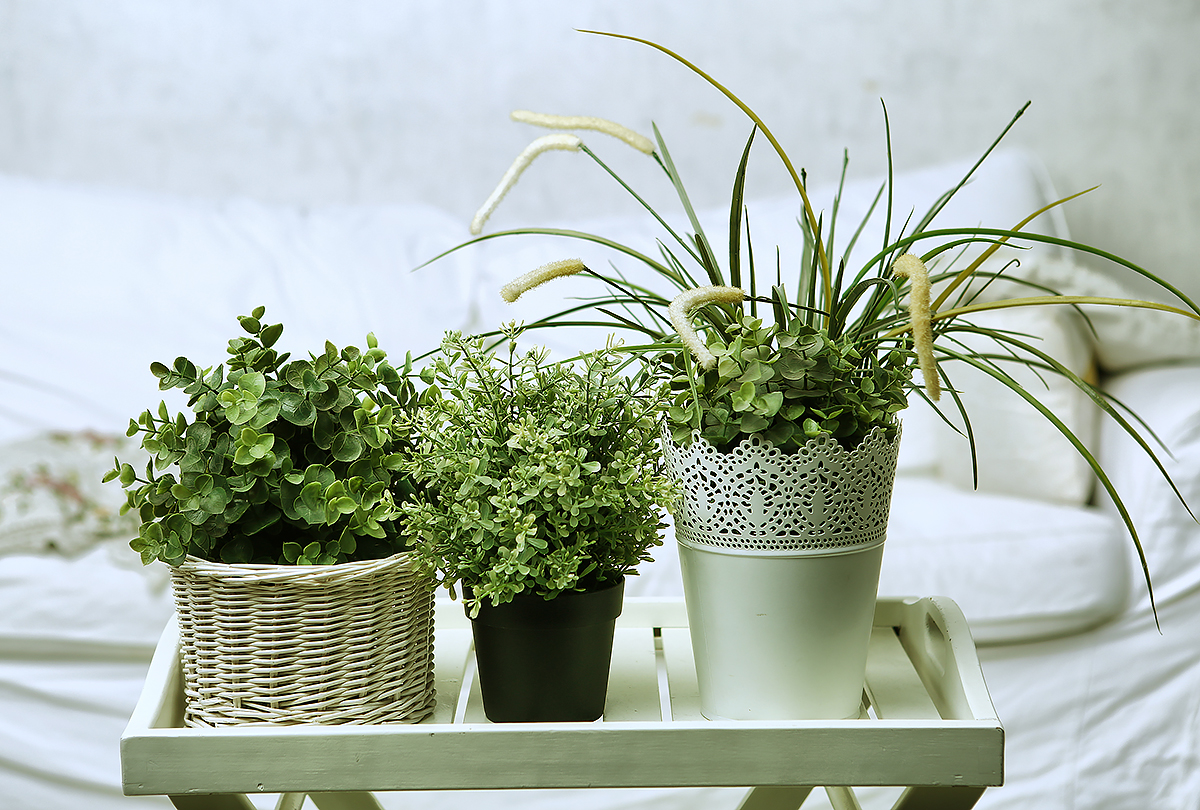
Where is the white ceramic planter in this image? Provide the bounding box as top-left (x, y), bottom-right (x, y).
top-left (664, 426), bottom-right (901, 720)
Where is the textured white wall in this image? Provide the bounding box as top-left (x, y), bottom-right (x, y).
top-left (0, 0), bottom-right (1197, 297)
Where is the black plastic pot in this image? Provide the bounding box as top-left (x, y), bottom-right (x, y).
top-left (468, 576), bottom-right (625, 722)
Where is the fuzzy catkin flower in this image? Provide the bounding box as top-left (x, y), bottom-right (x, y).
top-left (510, 110), bottom-right (655, 155)
top-left (470, 134), bottom-right (582, 235)
top-left (668, 286), bottom-right (746, 370)
top-left (500, 258), bottom-right (588, 303)
top-left (892, 253), bottom-right (941, 401)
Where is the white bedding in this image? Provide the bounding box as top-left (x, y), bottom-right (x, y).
top-left (3, 410), bottom-right (1199, 810)
top-left (4, 146), bottom-right (1200, 808)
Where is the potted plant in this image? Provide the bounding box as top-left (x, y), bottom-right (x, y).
top-left (423, 32), bottom-right (1200, 720)
top-left (104, 308), bottom-right (437, 726)
top-left (401, 327), bottom-right (676, 722)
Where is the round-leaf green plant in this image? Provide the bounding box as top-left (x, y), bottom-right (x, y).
top-left (401, 328), bottom-right (677, 616)
top-left (105, 307), bottom-right (423, 566)
top-left (668, 311), bottom-right (912, 451)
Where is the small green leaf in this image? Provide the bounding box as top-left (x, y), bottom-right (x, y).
top-left (279, 393), bottom-right (316, 426)
top-left (239, 505), bottom-right (280, 535)
top-left (239, 371), bottom-right (266, 398)
top-left (220, 537), bottom-right (253, 564)
top-left (331, 496), bottom-right (357, 515)
top-left (762, 420), bottom-right (797, 447)
top-left (331, 433), bottom-right (365, 462)
top-left (740, 413), bottom-right (770, 433)
top-left (260, 323), bottom-right (284, 348)
top-left (298, 481), bottom-right (324, 522)
top-left (731, 381), bottom-right (756, 412)
top-left (755, 391), bottom-right (784, 417)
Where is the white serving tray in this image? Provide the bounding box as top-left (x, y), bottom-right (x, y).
top-left (122, 596), bottom-right (1002, 810)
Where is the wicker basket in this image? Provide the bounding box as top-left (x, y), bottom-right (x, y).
top-left (170, 552), bottom-right (435, 727)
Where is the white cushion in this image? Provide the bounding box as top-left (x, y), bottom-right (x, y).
top-left (976, 256), bottom-right (1200, 374)
top-left (1096, 365), bottom-right (1200, 615)
top-left (881, 474), bottom-right (1128, 644)
top-left (932, 304), bottom-right (1099, 505)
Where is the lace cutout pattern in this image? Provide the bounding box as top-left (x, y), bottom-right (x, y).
top-left (664, 425), bottom-right (901, 554)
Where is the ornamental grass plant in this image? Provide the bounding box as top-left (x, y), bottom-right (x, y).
top-left (422, 31), bottom-right (1200, 611)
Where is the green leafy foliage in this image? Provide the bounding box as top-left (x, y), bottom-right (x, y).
top-left (401, 328), bottom-right (677, 616)
top-left (105, 308), bottom-right (423, 567)
top-left (667, 313), bottom-right (911, 451)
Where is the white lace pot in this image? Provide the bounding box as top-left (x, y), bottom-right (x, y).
top-left (664, 425), bottom-right (901, 720)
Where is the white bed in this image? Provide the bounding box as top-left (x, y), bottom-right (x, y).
top-left (4, 4), bottom-right (1200, 809)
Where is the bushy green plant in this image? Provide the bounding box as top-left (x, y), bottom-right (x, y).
top-left (401, 328), bottom-right (676, 616)
top-left (105, 307), bottom-right (422, 566)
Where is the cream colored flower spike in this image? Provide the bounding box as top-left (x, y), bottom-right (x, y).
top-left (511, 110), bottom-right (655, 155)
top-left (891, 253), bottom-right (941, 401)
top-left (669, 285), bottom-right (746, 370)
top-left (470, 134), bottom-right (582, 235)
top-left (500, 258), bottom-right (587, 303)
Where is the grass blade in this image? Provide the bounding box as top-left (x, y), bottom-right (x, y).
top-left (653, 123), bottom-right (722, 286)
top-left (729, 126), bottom-right (757, 291)
top-left (580, 29), bottom-right (831, 299)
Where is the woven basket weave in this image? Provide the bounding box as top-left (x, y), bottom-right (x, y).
top-left (170, 551), bottom-right (435, 727)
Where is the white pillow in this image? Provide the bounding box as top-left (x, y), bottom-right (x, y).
top-left (976, 256), bottom-right (1200, 373)
top-left (1096, 365), bottom-right (1200, 615)
top-left (881, 474), bottom-right (1128, 644)
top-left (0, 174), bottom-right (481, 443)
top-left (933, 304), bottom-right (1099, 505)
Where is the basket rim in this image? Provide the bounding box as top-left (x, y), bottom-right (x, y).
top-left (173, 550), bottom-right (420, 585)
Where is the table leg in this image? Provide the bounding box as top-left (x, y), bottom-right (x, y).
top-left (167, 792), bottom-right (384, 809)
top-left (308, 792), bottom-right (386, 810)
top-left (169, 796), bottom-right (256, 810)
top-left (890, 786), bottom-right (986, 810)
top-left (825, 786), bottom-right (863, 810)
top-left (736, 786), bottom-right (815, 810)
